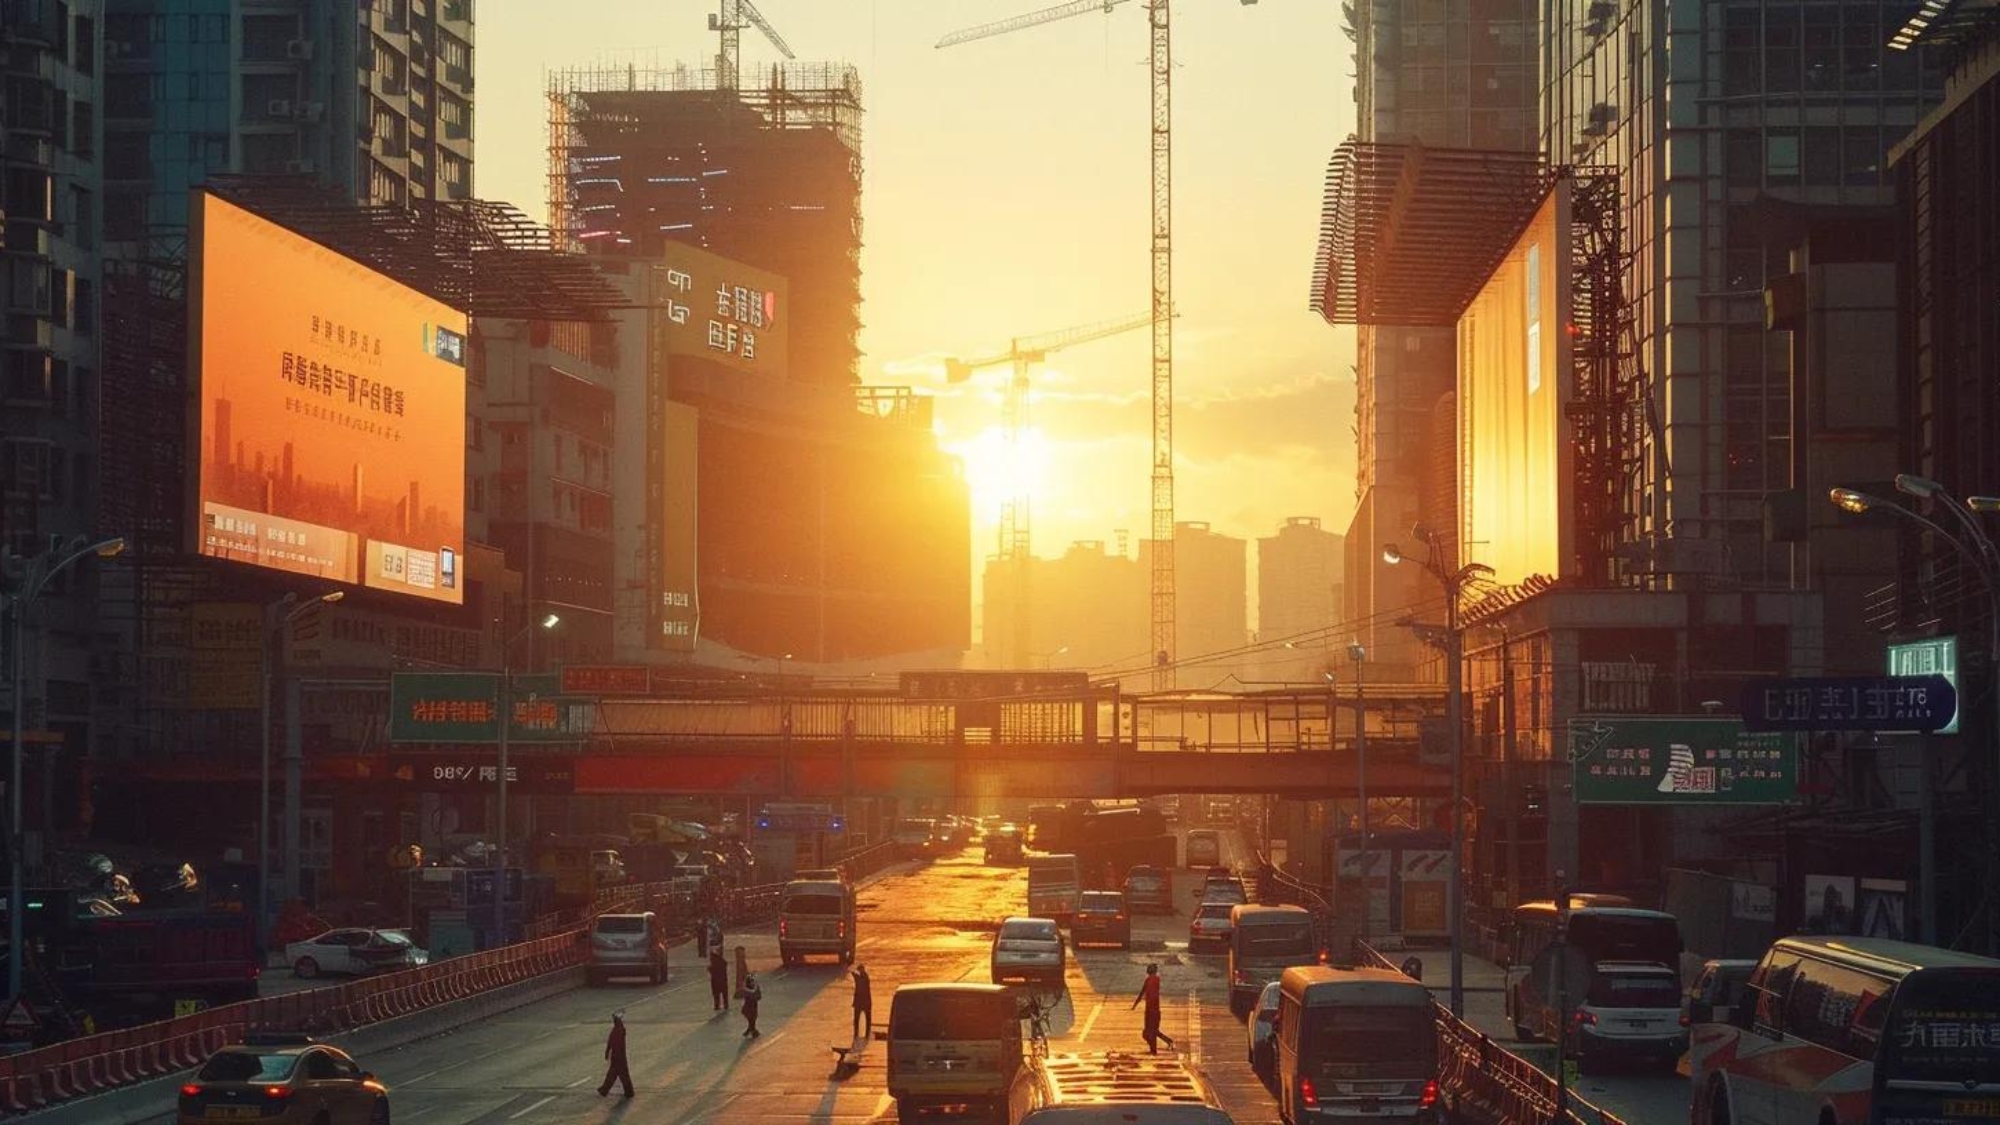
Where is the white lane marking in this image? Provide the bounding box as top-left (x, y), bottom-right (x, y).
top-left (565, 1074), bottom-right (592, 1087)
top-left (1076, 1001), bottom-right (1104, 1042)
top-left (1186, 989), bottom-right (1202, 1064)
top-left (508, 1093), bottom-right (556, 1118)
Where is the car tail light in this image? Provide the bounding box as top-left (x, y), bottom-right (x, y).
top-left (1300, 1077), bottom-right (1319, 1108)
top-left (1232, 969), bottom-right (1252, 984)
top-left (1573, 1009), bottom-right (1597, 1027)
top-left (1419, 1079), bottom-right (1439, 1108)
top-left (179, 1084), bottom-right (202, 1098)
top-left (1680, 1012), bottom-right (1691, 1027)
top-left (779, 920), bottom-right (788, 938)
top-left (838, 921), bottom-right (846, 939)
top-left (264, 1086), bottom-right (293, 1100)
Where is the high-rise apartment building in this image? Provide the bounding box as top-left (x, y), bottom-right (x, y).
top-left (1339, 0), bottom-right (1538, 670)
top-left (1542, 0), bottom-right (1938, 578)
top-left (1142, 523), bottom-right (1247, 688)
top-left (2, 0), bottom-right (109, 795)
top-left (101, 0), bottom-right (473, 243)
top-left (1258, 516), bottom-right (1343, 644)
top-left (981, 540), bottom-right (1147, 672)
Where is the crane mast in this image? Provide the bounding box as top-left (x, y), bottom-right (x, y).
top-left (1148, 0), bottom-right (1174, 691)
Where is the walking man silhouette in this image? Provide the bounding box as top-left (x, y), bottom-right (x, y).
top-left (1131, 963), bottom-right (1174, 1054)
top-left (597, 1012), bottom-right (633, 1098)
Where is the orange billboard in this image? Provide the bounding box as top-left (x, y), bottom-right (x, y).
top-left (1456, 182), bottom-right (1571, 586)
top-left (189, 192), bottom-right (467, 603)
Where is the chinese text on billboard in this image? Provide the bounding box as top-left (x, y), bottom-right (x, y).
top-left (652, 244), bottom-right (789, 377)
top-left (191, 191), bottom-right (468, 603)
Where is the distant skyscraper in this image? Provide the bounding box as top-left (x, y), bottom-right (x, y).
top-left (982, 540), bottom-right (1147, 672)
top-left (1258, 517), bottom-right (1344, 645)
top-left (1142, 523), bottom-right (1248, 688)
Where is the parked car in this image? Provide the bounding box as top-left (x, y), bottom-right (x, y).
top-left (1195, 875), bottom-right (1248, 906)
top-left (179, 1034), bottom-right (387, 1125)
top-left (1245, 980), bottom-right (1281, 1074)
top-left (588, 911), bottom-right (668, 985)
top-left (1684, 957), bottom-right (1756, 1025)
top-left (286, 928), bottom-right (427, 979)
top-left (991, 916), bottom-right (1066, 985)
top-left (1572, 960), bottom-right (1687, 1073)
top-left (1189, 901), bottom-right (1235, 951)
top-left (1122, 864), bottom-right (1172, 913)
top-left (1072, 891), bottom-right (1132, 949)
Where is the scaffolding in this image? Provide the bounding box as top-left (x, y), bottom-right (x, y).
top-left (546, 61), bottom-right (864, 384)
top-left (1563, 172), bottom-right (1645, 584)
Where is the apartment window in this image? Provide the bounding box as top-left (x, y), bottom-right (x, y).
top-left (469, 475), bottom-right (485, 513)
top-left (105, 189), bottom-right (145, 239)
top-left (1726, 130), bottom-right (1762, 187)
top-left (1803, 127), bottom-right (1840, 186)
top-left (1803, 6), bottom-right (1837, 92)
top-left (1724, 9), bottom-right (1761, 97)
top-left (73, 14), bottom-right (94, 74)
top-left (71, 100), bottom-right (92, 158)
top-left (104, 132), bottom-right (149, 180)
top-left (1766, 132), bottom-right (1801, 187)
top-left (1844, 126), bottom-right (1882, 186)
top-left (240, 132), bottom-right (297, 174)
top-left (106, 73), bottom-right (151, 118)
top-left (73, 278), bottom-right (94, 335)
top-left (242, 15), bottom-right (296, 62)
top-left (51, 90), bottom-right (69, 150)
top-left (66, 184), bottom-right (92, 249)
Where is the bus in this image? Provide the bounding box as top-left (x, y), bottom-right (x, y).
top-left (1503, 900), bottom-right (1681, 1042)
top-left (1228, 904), bottom-right (1317, 1015)
top-left (1691, 936), bottom-right (2000, 1125)
top-left (1275, 966), bottom-right (1440, 1124)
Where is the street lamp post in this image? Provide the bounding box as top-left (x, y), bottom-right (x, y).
top-left (494, 613), bottom-right (560, 947)
top-left (1384, 531), bottom-right (1491, 1016)
top-left (5, 536), bottom-right (124, 1010)
top-left (1349, 641), bottom-right (1368, 938)
top-left (259, 591), bottom-right (343, 945)
top-left (1033, 645), bottom-right (1070, 670)
top-left (1833, 479), bottom-right (2000, 951)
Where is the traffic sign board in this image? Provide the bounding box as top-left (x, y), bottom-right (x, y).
top-left (1740, 675), bottom-right (1956, 732)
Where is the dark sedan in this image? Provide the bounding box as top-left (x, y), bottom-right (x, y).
top-left (1071, 891), bottom-right (1132, 949)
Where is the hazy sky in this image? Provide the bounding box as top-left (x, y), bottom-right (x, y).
top-left (476, 0), bottom-right (1358, 627)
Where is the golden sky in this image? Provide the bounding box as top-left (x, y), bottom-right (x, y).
top-left (476, 0), bottom-right (1358, 625)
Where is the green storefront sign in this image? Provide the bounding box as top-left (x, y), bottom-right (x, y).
top-left (388, 673), bottom-right (586, 744)
top-left (1568, 717), bottom-right (1798, 805)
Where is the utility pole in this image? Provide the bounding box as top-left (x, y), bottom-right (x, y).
top-left (1350, 642), bottom-right (1370, 939)
top-left (1502, 635), bottom-right (1520, 907)
top-left (1445, 574), bottom-right (1466, 1016)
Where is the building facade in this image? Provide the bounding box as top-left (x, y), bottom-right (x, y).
top-left (1339, 0), bottom-right (1538, 673)
top-left (1257, 516), bottom-right (1344, 680)
top-left (100, 0), bottom-right (473, 246)
top-left (1141, 522), bottom-right (1248, 689)
top-left (981, 539), bottom-right (1147, 673)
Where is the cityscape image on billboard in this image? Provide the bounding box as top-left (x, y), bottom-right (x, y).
top-left (190, 191), bottom-right (469, 603)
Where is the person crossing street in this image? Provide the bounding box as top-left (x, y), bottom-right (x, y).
top-left (708, 947), bottom-right (730, 1012)
top-left (597, 1012), bottom-right (634, 1098)
top-left (851, 963), bottom-right (873, 1040)
top-left (738, 974), bottom-right (764, 1039)
top-left (1131, 963), bottom-right (1174, 1054)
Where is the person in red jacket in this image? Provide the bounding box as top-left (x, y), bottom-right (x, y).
top-left (1131, 963), bottom-right (1174, 1055)
top-left (597, 1012), bottom-right (633, 1098)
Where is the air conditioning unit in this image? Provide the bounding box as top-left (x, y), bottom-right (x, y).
top-left (285, 159), bottom-right (316, 174)
top-left (286, 39), bottom-right (314, 60)
top-left (297, 101), bottom-right (325, 122)
top-left (267, 99), bottom-right (294, 117)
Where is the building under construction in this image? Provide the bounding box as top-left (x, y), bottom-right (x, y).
top-left (548, 63), bottom-right (863, 386)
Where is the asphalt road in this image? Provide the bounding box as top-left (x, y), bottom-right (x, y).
top-left (157, 825), bottom-right (1691, 1125)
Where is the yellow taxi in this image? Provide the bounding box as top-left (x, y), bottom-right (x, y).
top-left (178, 1035), bottom-right (388, 1124)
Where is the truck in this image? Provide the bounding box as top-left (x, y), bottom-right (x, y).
top-left (50, 910), bottom-right (260, 1025)
top-left (531, 836), bottom-right (628, 907)
top-left (1026, 854), bottom-right (1082, 924)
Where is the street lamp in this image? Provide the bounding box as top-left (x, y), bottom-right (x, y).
top-left (6, 535), bottom-right (124, 1009)
top-left (259, 590), bottom-right (343, 944)
top-left (1033, 645), bottom-right (1070, 669)
top-left (493, 612), bottom-right (560, 946)
top-left (1833, 480), bottom-right (2000, 952)
top-left (1383, 529), bottom-right (1491, 1015)
top-left (1348, 640), bottom-right (1369, 939)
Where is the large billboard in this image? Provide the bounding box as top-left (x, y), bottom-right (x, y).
top-left (652, 243), bottom-right (789, 377)
top-left (190, 191), bottom-right (468, 603)
top-left (1457, 182), bottom-right (1570, 586)
top-left (1567, 717), bottom-right (1798, 805)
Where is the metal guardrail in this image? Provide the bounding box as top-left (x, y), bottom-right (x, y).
top-left (0, 877), bottom-right (788, 1115)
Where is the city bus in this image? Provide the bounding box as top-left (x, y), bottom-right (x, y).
top-left (1691, 936), bottom-right (2000, 1125)
top-left (1503, 899), bottom-right (1681, 1042)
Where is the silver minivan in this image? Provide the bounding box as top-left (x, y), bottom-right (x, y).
top-left (588, 911), bottom-right (667, 985)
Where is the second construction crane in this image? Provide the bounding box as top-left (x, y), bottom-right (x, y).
top-left (945, 312), bottom-right (1152, 669)
top-left (940, 0), bottom-right (1259, 688)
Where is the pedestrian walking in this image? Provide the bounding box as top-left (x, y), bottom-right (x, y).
top-left (1131, 963), bottom-right (1174, 1055)
top-left (734, 944), bottom-right (750, 996)
top-left (597, 1012), bottom-right (634, 1098)
top-left (738, 974), bottom-right (763, 1039)
top-left (851, 964), bottom-right (873, 1040)
top-left (708, 947), bottom-right (730, 1012)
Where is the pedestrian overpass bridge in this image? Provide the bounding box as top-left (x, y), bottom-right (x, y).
top-left (550, 684), bottom-right (1452, 800)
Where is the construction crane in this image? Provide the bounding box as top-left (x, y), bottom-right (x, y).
top-left (938, 0), bottom-right (1258, 690)
top-left (709, 0), bottom-right (794, 92)
top-left (945, 311), bottom-right (1153, 669)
